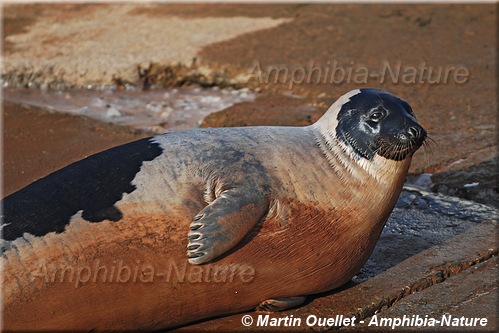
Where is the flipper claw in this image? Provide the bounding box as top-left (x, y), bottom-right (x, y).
top-left (187, 188), bottom-right (269, 265)
top-left (256, 296), bottom-right (306, 312)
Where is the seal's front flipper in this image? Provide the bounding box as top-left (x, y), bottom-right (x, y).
top-left (256, 297), bottom-right (307, 312)
top-left (187, 188), bottom-right (269, 265)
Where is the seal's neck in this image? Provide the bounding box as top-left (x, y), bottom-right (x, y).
top-left (311, 119), bottom-right (411, 242)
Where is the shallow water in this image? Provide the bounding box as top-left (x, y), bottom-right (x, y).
top-left (3, 86), bottom-right (256, 133)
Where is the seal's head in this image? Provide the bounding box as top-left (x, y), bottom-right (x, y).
top-left (331, 88), bottom-right (427, 161)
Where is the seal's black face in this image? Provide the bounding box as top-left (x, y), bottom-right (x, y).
top-left (336, 88), bottom-right (427, 161)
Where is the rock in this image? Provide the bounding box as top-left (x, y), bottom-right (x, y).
top-left (200, 96), bottom-right (222, 104)
top-left (145, 101), bottom-right (164, 113)
top-left (105, 106), bottom-right (122, 118)
top-left (413, 173), bottom-right (433, 190)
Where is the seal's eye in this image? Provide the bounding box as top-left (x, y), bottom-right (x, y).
top-left (369, 109), bottom-right (386, 122)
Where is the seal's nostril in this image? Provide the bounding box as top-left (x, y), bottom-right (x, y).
top-left (408, 126), bottom-right (419, 139)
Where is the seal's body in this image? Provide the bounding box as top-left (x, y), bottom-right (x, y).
top-left (1, 89), bottom-right (426, 330)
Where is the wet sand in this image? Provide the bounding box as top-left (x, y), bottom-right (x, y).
top-left (2, 102), bottom-right (152, 196)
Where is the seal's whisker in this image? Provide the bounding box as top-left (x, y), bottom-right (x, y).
top-left (396, 142), bottom-right (401, 160)
top-left (423, 136), bottom-right (437, 151)
top-left (419, 135), bottom-right (437, 168)
top-left (421, 135), bottom-right (437, 158)
top-left (396, 142), bottom-right (404, 161)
